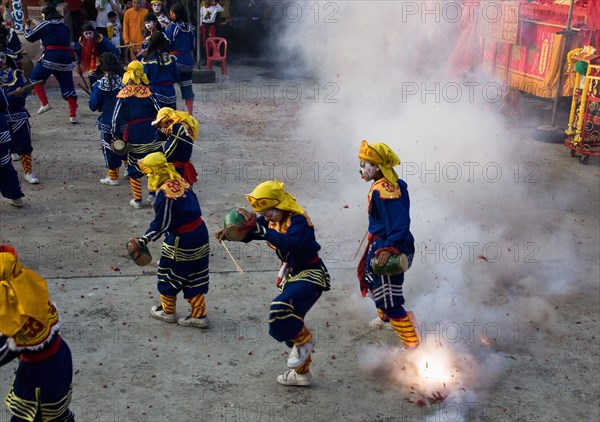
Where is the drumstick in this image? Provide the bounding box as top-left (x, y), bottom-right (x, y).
top-left (219, 241), bottom-right (245, 274)
top-left (6, 80), bottom-right (43, 96)
top-left (117, 43), bottom-right (143, 49)
top-left (354, 230), bottom-right (369, 260)
top-left (77, 82), bottom-right (91, 96)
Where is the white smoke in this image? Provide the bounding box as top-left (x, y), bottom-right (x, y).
top-left (274, 1), bottom-right (586, 418)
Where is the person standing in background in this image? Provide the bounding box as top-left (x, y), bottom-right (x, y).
top-left (65, 0), bottom-right (84, 42)
top-left (96, 0), bottom-right (123, 37)
top-left (123, 0), bottom-right (148, 61)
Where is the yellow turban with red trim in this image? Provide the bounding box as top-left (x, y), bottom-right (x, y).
top-left (0, 245), bottom-right (50, 337)
top-left (358, 140), bottom-right (401, 187)
top-left (152, 107), bottom-right (200, 140)
top-left (138, 152), bottom-right (183, 191)
top-left (123, 61), bottom-right (149, 85)
top-left (245, 180), bottom-right (305, 215)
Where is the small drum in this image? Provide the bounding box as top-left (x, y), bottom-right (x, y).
top-left (222, 208), bottom-right (250, 241)
top-left (112, 139), bottom-right (128, 156)
top-left (371, 253), bottom-right (410, 276)
top-left (126, 238), bottom-right (152, 266)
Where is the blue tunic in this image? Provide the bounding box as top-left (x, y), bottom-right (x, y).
top-left (165, 21), bottom-right (195, 73)
top-left (142, 52), bottom-right (179, 106)
top-left (24, 20), bottom-right (75, 72)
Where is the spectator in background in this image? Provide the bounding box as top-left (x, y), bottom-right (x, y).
top-left (82, 0), bottom-right (99, 28)
top-left (96, 0), bottom-right (123, 37)
top-left (65, 0), bottom-right (84, 42)
top-left (151, 0), bottom-right (171, 28)
top-left (123, 0), bottom-right (148, 61)
top-left (200, 0), bottom-right (223, 63)
top-left (106, 11), bottom-right (122, 48)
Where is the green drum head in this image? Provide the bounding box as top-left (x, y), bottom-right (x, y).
top-left (371, 254), bottom-right (407, 276)
top-left (223, 208), bottom-right (246, 229)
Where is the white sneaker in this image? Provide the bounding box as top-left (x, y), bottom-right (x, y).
top-left (369, 317), bottom-right (394, 331)
top-left (146, 194), bottom-right (156, 204)
top-left (9, 198), bottom-right (23, 208)
top-left (100, 176), bottom-right (120, 186)
top-left (287, 338), bottom-right (315, 369)
top-left (69, 117), bottom-right (77, 124)
top-left (11, 153), bottom-right (19, 161)
top-left (123, 168), bottom-right (130, 179)
top-left (130, 199), bottom-right (142, 209)
top-left (277, 369), bottom-right (313, 387)
top-left (150, 305), bottom-right (176, 323)
top-left (177, 315), bottom-right (210, 328)
top-left (37, 104), bottom-right (52, 114)
top-left (24, 173), bottom-right (39, 184)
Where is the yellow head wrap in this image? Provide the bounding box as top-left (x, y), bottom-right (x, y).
top-left (138, 152), bottom-right (184, 191)
top-left (246, 180), bottom-right (306, 215)
top-left (0, 246), bottom-right (50, 337)
top-left (122, 61), bottom-right (149, 85)
top-left (152, 107), bottom-right (200, 140)
top-left (358, 140), bottom-right (401, 187)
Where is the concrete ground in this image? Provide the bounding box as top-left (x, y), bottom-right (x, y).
top-left (0, 55), bottom-right (599, 422)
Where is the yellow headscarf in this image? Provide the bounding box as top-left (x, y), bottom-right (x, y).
top-left (246, 180), bottom-right (306, 215)
top-left (138, 151), bottom-right (184, 191)
top-left (0, 245), bottom-right (50, 337)
top-left (122, 60), bottom-right (149, 85)
top-left (358, 140), bottom-right (401, 187)
top-left (152, 107), bottom-right (200, 140)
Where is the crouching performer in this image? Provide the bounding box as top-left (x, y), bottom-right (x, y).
top-left (131, 152), bottom-right (210, 328)
top-left (216, 180), bottom-right (330, 387)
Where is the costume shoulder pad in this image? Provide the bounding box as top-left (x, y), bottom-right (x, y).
top-left (159, 179), bottom-right (191, 199)
top-left (369, 179), bottom-right (401, 200)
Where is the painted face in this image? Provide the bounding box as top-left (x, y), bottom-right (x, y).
top-left (359, 160), bottom-right (380, 181)
top-left (261, 208), bottom-right (285, 223)
top-left (0, 52), bottom-right (6, 68)
top-left (152, 3), bottom-right (162, 13)
top-left (145, 21), bottom-right (156, 31)
top-left (83, 31), bottom-right (95, 40)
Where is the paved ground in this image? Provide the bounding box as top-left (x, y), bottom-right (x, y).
top-left (1, 22), bottom-right (599, 422)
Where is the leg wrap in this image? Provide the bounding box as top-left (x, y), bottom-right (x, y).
top-left (390, 311), bottom-right (420, 349)
top-left (160, 294), bottom-right (177, 314)
top-left (33, 84), bottom-right (49, 106)
top-left (19, 154), bottom-right (32, 174)
top-left (187, 293), bottom-right (207, 318)
top-left (129, 177), bottom-right (142, 201)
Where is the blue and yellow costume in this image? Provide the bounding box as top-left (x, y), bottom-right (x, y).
top-left (241, 180), bottom-right (330, 386)
top-left (24, 7), bottom-right (78, 120)
top-left (90, 74), bottom-right (125, 183)
top-left (153, 107), bottom-right (198, 184)
top-left (142, 52), bottom-right (179, 109)
top-left (0, 88), bottom-right (24, 204)
top-left (0, 60), bottom-right (38, 184)
top-left (357, 140), bottom-right (419, 349)
top-left (165, 20), bottom-right (195, 113)
top-left (136, 152), bottom-right (210, 327)
top-left (0, 245), bottom-right (74, 422)
top-left (112, 61), bottom-right (161, 206)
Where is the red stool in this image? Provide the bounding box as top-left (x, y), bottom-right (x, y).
top-left (206, 37), bottom-right (228, 77)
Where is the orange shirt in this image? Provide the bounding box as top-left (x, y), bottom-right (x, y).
top-left (123, 7), bottom-right (148, 45)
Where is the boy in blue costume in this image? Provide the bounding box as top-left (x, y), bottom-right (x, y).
top-left (0, 244), bottom-right (74, 421)
top-left (217, 180), bottom-right (331, 387)
top-left (0, 48), bottom-right (39, 185)
top-left (90, 52), bottom-right (125, 186)
top-left (24, 5), bottom-right (78, 124)
top-left (166, 2), bottom-right (195, 114)
top-left (0, 79), bottom-right (24, 207)
top-left (131, 152), bottom-right (211, 328)
top-left (111, 61), bottom-right (162, 208)
top-left (151, 107), bottom-right (198, 185)
top-left (142, 31), bottom-right (179, 109)
top-left (356, 140), bottom-right (420, 349)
